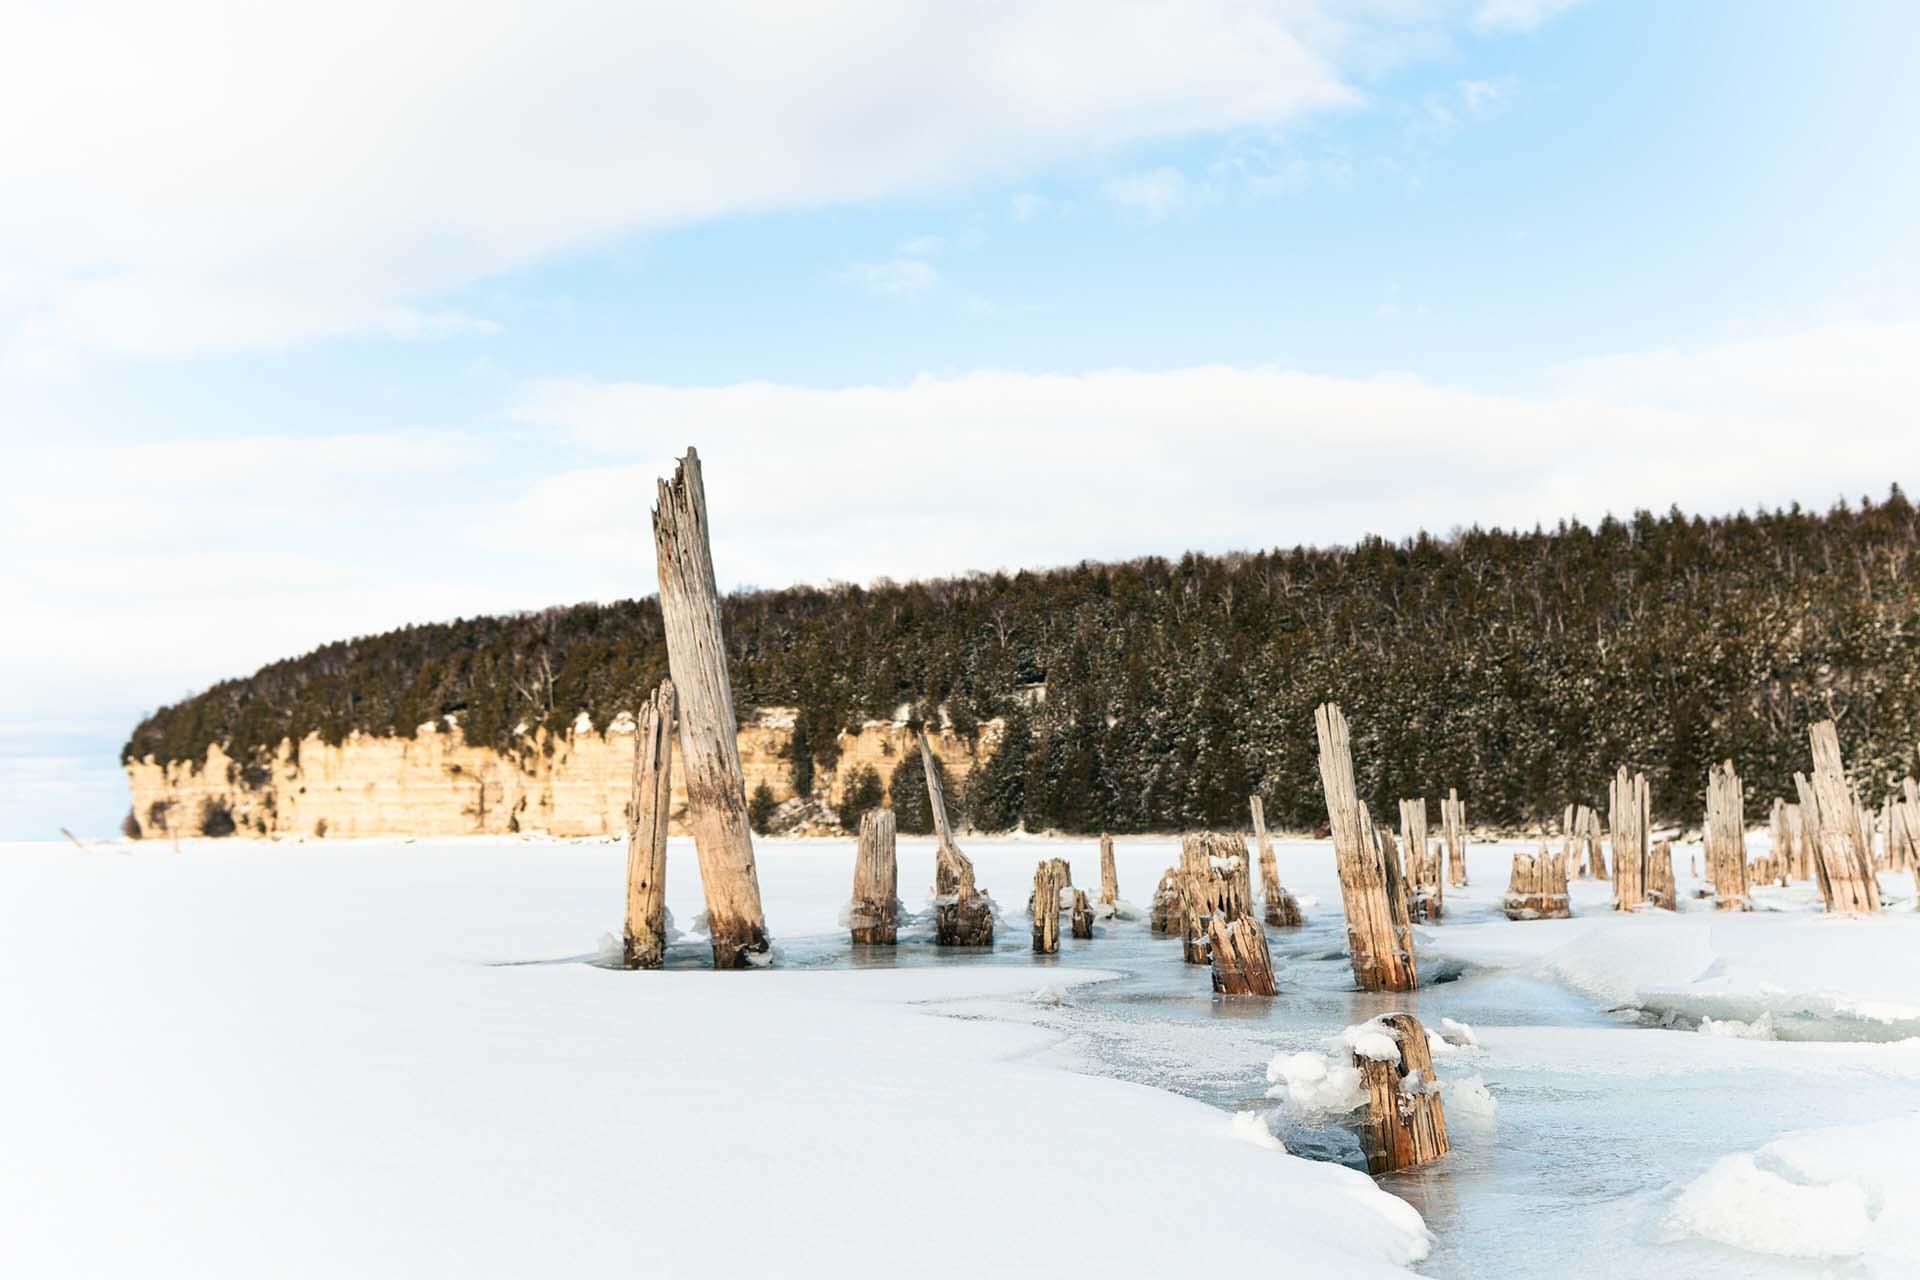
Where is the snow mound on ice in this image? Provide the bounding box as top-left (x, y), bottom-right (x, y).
top-left (1231, 1108), bottom-right (1287, 1152)
top-left (1444, 1074), bottom-right (1496, 1123)
top-left (1438, 1017), bottom-right (1478, 1047)
top-left (1666, 1153), bottom-right (1870, 1258)
top-left (1665, 1111), bottom-right (1920, 1268)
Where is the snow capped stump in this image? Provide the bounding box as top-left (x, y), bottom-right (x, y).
top-left (1705, 760), bottom-right (1752, 911)
top-left (623, 679), bottom-right (676, 969)
top-left (1350, 1013), bottom-right (1450, 1175)
top-left (1502, 842), bottom-right (1571, 919)
top-left (1441, 788), bottom-right (1468, 888)
top-left (1031, 858), bottom-right (1065, 954)
top-left (1207, 914), bottom-right (1277, 996)
top-left (849, 808), bottom-right (898, 945)
top-left (1071, 889), bottom-right (1094, 940)
top-left (1315, 703), bottom-right (1418, 992)
top-left (919, 730), bottom-right (994, 946)
top-left (1249, 795), bottom-right (1303, 927)
top-left (1099, 833), bottom-right (1119, 908)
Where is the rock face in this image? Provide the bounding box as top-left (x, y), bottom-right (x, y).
top-left (124, 709), bottom-right (996, 841)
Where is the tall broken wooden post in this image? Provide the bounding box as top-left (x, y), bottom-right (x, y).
top-left (623, 678), bottom-right (676, 969)
top-left (1608, 766), bottom-right (1652, 911)
top-left (1646, 839), bottom-right (1677, 911)
top-left (1705, 760), bottom-right (1752, 911)
top-left (921, 729), bottom-right (994, 945)
top-left (1315, 703), bottom-right (1417, 992)
top-left (1352, 1014), bottom-right (1450, 1175)
top-left (849, 808), bottom-right (898, 945)
top-left (1804, 720), bottom-right (1881, 913)
top-left (1441, 788), bottom-right (1467, 887)
top-left (652, 449), bottom-right (769, 968)
top-left (1098, 833), bottom-right (1119, 908)
top-left (1250, 795), bottom-right (1302, 927)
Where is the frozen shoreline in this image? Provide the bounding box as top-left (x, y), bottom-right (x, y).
top-left (7, 834), bottom-right (1918, 1277)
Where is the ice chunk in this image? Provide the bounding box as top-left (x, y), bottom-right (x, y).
top-left (1231, 1108), bottom-right (1287, 1152)
top-left (1266, 1051), bottom-right (1367, 1119)
top-left (1698, 1011), bottom-right (1776, 1040)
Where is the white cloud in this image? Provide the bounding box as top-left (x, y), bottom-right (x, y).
top-left (510, 322), bottom-right (1920, 593)
top-left (1473, 0), bottom-right (1584, 34)
top-left (846, 259), bottom-right (940, 296)
top-left (1010, 192), bottom-right (1053, 222)
top-left (0, 0), bottom-right (1366, 364)
top-left (1103, 167), bottom-right (1209, 218)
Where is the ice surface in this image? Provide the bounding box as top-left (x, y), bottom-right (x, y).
top-left (7, 831), bottom-right (1917, 1279)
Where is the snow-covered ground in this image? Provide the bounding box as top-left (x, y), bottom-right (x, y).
top-left (3, 833), bottom-right (1916, 1277)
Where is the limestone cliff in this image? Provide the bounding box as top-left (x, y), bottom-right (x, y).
top-left (124, 709), bottom-right (997, 840)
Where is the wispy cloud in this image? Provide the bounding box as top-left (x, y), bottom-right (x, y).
top-left (1103, 167), bottom-right (1213, 219)
top-left (1473, 0), bottom-right (1584, 34)
top-left (845, 259), bottom-right (939, 296)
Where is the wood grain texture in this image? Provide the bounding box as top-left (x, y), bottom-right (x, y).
top-left (1705, 760), bottom-right (1751, 910)
top-left (1315, 704), bottom-right (1417, 992)
top-left (1353, 1013), bottom-right (1450, 1175)
top-left (622, 679), bottom-right (676, 968)
top-left (653, 449), bottom-right (769, 967)
top-left (849, 808), bottom-right (899, 945)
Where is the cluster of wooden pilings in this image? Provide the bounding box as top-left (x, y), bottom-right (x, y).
top-left (1503, 842), bottom-right (1571, 919)
top-left (623, 449), bottom-right (771, 970)
top-left (1146, 832), bottom-right (1278, 994)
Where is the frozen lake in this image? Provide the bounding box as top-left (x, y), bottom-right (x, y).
top-left (4, 833), bottom-right (1917, 1276)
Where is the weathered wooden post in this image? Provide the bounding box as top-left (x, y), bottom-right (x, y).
top-left (1608, 766), bottom-right (1652, 911)
top-left (1805, 721), bottom-right (1881, 913)
top-left (919, 729), bottom-right (995, 945)
top-left (1582, 805), bottom-right (1608, 880)
top-left (1647, 838), bottom-right (1678, 911)
top-left (1032, 858), bottom-right (1065, 954)
top-left (1400, 798), bottom-right (1442, 921)
top-left (1896, 778), bottom-right (1920, 894)
top-left (652, 449), bottom-right (770, 968)
top-left (1070, 889), bottom-right (1094, 939)
top-left (1503, 840), bottom-right (1572, 919)
top-left (1149, 868), bottom-right (1183, 935)
top-left (1207, 914), bottom-right (1278, 996)
top-left (1352, 1014), bottom-right (1450, 1175)
top-left (1250, 795), bottom-right (1303, 927)
top-left (1441, 788), bottom-right (1468, 887)
top-left (623, 679), bottom-right (676, 968)
top-left (849, 808), bottom-right (899, 944)
top-left (1705, 760), bottom-right (1751, 911)
top-left (1769, 798), bottom-right (1796, 886)
top-left (1176, 833), bottom-right (1241, 964)
top-left (1314, 703), bottom-right (1417, 992)
top-left (1098, 833), bottom-right (1119, 907)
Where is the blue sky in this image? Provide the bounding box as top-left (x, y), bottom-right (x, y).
top-left (3, 0), bottom-right (1918, 838)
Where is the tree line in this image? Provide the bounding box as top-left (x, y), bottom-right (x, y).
top-left (126, 490), bottom-right (1920, 832)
